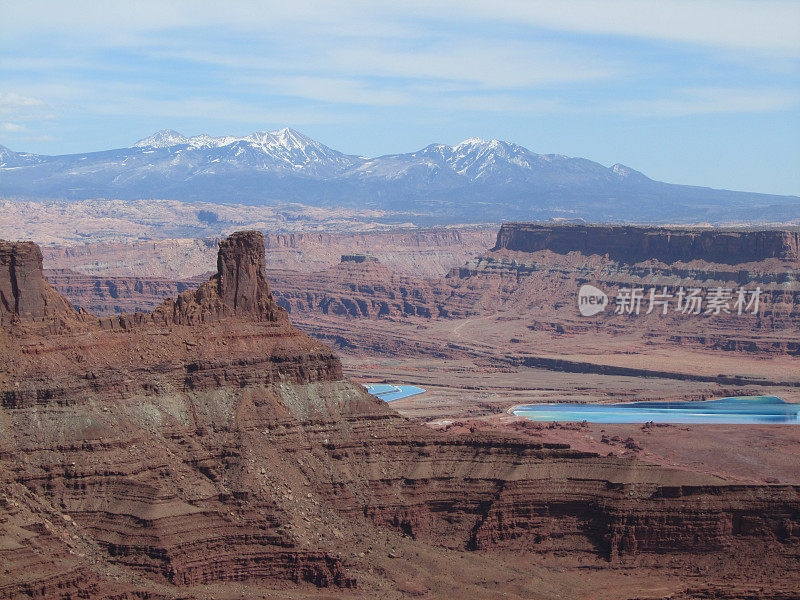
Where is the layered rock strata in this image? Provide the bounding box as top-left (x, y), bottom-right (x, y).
top-left (1, 231), bottom-right (798, 598)
top-left (269, 254), bottom-right (445, 319)
top-left (41, 227), bottom-right (496, 278)
top-left (42, 268), bottom-right (205, 316)
top-left (436, 223), bottom-right (800, 354)
top-left (493, 223), bottom-right (800, 264)
top-left (42, 224), bottom-right (800, 357)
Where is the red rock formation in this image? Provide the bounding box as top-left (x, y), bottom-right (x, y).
top-left (2, 231), bottom-right (799, 598)
top-left (43, 225), bottom-right (800, 358)
top-left (0, 240), bottom-right (85, 335)
top-left (436, 224), bottom-right (800, 354)
top-left (0, 240), bottom-right (48, 321)
top-left (0, 231), bottom-right (369, 597)
top-left (217, 231), bottom-right (274, 314)
top-left (43, 268), bottom-right (205, 316)
top-left (494, 223), bottom-right (800, 265)
top-left (41, 226), bottom-right (496, 279)
top-left (88, 231), bottom-right (281, 329)
top-left (270, 254), bottom-right (445, 319)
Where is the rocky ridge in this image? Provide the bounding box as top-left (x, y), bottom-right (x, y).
top-left (40, 224), bottom-right (800, 356)
top-left (439, 223), bottom-right (800, 354)
top-left (41, 227), bottom-right (495, 278)
top-left (42, 269), bottom-right (204, 316)
top-left (494, 223), bottom-right (800, 264)
top-left (270, 254), bottom-right (445, 319)
top-left (1, 231), bottom-right (799, 598)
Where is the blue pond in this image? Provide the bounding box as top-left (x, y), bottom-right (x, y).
top-left (365, 384), bottom-right (426, 402)
top-left (512, 396), bottom-right (800, 424)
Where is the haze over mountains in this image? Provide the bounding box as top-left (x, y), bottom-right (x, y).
top-left (1, 127), bottom-right (798, 224)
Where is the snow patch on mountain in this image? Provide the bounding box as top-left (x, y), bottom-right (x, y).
top-left (611, 163), bottom-right (649, 180)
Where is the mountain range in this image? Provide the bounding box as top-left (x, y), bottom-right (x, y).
top-left (1, 127), bottom-right (798, 224)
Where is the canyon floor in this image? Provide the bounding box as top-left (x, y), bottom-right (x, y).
top-left (323, 312), bottom-right (799, 484)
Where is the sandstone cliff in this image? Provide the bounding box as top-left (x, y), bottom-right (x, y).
top-left (41, 226), bottom-right (496, 279)
top-left (0, 240), bottom-right (82, 330)
top-left (271, 254), bottom-right (445, 319)
top-left (1, 231), bottom-right (798, 599)
top-left (493, 223), bottom-right (800, 265)
top-left (437, 223), bottom-right (800, 355)
top-left (42, 268), bottom-right (205, 316)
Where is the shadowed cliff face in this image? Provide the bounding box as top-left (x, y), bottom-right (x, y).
top-left (1, 231), bottom-right (799, 599)
top-left (0, 240), bottom-right (79, 328)
top-left (0, 241), bottom-right (48, 320)
top-left (493, 223), bottom-right (800, 265)
top-left (217, 230), bottom-right (273, 314)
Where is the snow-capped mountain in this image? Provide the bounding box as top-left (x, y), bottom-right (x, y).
top-left (128, 127), bottom-right (360, 178)
top-left (1, 129), bottom-right (797, 223)
top-left (133, 129), bottom-right (192, 148)
top-left (351, 137), bottom-right (638, 186)
top-left (0, 144), bottom-right (42, 168)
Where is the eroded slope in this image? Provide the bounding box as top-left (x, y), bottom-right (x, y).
top-left (1, 231), bottom-right (798, 599)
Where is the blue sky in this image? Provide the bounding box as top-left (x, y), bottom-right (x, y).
top-left (1, 1), bottom-right (798, 195)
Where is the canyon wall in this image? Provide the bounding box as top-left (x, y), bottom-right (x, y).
top-left (493, 223), bottom-right (800, 265)
top-left (234, 225), bottom-right (800, 355)
top-left (0, 240), bottom-right (49, 322)
top-left (439, 224), bottom-right (800, 354)
top-left (42, 224), bottom-right (800, 357)
top-left (41, 226), bottom-right (496, 279)
top-left (269, 255), bottom-right (449, 319)
top-left (43, 268), bottom-right (204, 315)
top-left (1, 232), bottom-right (799, 598)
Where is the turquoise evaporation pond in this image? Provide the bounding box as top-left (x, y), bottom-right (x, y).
top-left (512, 396), bottom-right (800, 424)
top-left (364, 384), bottom-right (426, 402)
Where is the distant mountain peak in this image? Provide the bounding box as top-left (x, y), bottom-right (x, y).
top-left (456, 137), bottom-right (490, 146)
top-left (3, 130), bottom-right (794, 224)
top-left (0, 145), bottom-right (15, 165)
top-left (133, 129), bottom-right (188, 149)
top-left (132, 127), bottom-right (334, 157)
top-left (454, 137), bottom-right (512, 151)
top-left (243, 127), bottom-right (316, 148)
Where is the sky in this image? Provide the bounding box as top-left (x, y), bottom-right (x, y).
top-left (1, 0), bottom-right (798, 196)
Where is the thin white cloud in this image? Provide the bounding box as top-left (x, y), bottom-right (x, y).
top-left (618, 87), bottom-right (800, 117)
top-left (0, 1), bottom-right (409, 43)
top-left (1, 1), bottom-right (797, 139)
top-left (246, 76), bottom-right (412, 107)
top-left (444, 94), bottom-right (566, 114)
top-left (146, 38), bottom-right (616, 93)
top-left (0, 122), bottom-right (28, 132)
top-left (85, 96), bottom-right (348, 126)
top-left (454, 0), bottom-right (800, 58)
top-left (0, 92), bottom-right (51, 129)
top-left (0, 92), bottom-right (45, 111)
top-left (3, 1), bottom-right (798, 57)
top-left (326, 39), bottom-right (614, 88)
